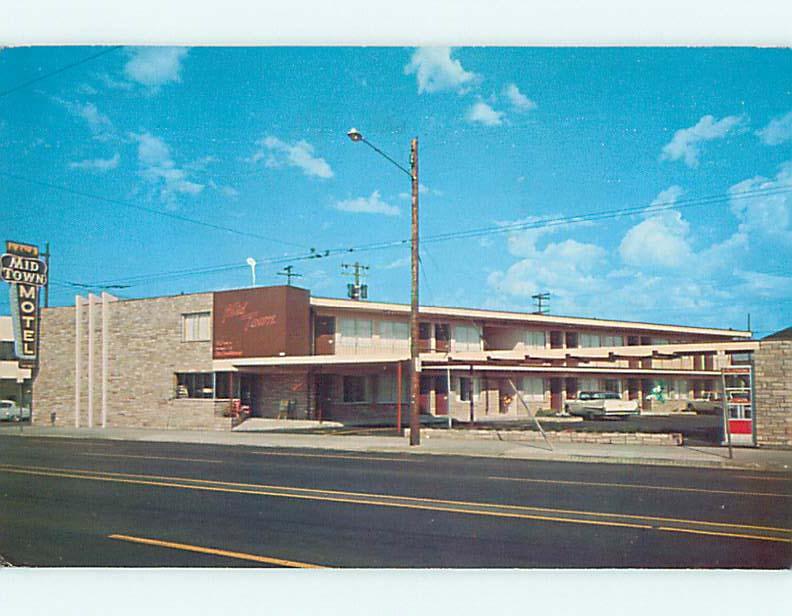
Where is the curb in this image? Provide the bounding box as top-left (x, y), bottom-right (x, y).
top-left (2, 429), bottom-right (790, 473)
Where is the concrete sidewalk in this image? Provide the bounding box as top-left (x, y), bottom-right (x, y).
top-left (1, 425), bottom-right (791, 472)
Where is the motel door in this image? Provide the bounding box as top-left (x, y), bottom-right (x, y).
top-left (722, 367), bottom-right (755, 446)
top-left (315, 316), bottom-right (335, 355)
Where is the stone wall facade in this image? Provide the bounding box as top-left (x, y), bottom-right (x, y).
top-left (754, 339), bottom-right (792, 448)
top-left (33, 293), bottom-right (230, 431)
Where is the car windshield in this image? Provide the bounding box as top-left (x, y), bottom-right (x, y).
top-left (584, 392), bottom-right (621, 399)
top-left (0, 402), bottom-right (13, 408)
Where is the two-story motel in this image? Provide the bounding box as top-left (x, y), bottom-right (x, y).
top-left (31, 285), bottom-right (759, 433)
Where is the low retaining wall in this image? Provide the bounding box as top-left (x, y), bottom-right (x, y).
top-left (415, 428), bottom-right (684, 446)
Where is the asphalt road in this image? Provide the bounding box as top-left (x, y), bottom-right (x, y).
top-left (0, 434), bottom-right (790, 568)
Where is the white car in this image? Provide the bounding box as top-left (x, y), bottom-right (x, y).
top-left (0, 400), bottom-right (30, 422)
top-left (565, 391), bottom-right (640, 420)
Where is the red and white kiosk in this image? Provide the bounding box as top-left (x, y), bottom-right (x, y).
top-left (721, 366), bottom-right (754, 447)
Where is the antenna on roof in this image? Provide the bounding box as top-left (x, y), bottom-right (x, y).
top-left (342, 261), bottom-right (369, 301)
top-left (278, 265), bottom-right (302, 286)
top-left (532, 292), bottom-right (550, 315)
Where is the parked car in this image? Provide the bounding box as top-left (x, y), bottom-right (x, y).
top-left (0, 400), bottom-right (30, 422)
top-left (565, 391), bottom-right (640, 420)
top-left (686, 393), bottom-right (723, 415)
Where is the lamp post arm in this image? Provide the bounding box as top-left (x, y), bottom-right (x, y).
top-left (360, 138), bottom-right (413, 178)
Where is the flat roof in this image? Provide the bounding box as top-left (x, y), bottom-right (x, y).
top-left (310, 296), bottom-right (752, 339)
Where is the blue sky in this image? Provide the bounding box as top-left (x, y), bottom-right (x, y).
top-left (2, 46), bottom-right (791, 335)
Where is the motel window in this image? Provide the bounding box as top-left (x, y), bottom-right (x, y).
top-left (458, 377), bottom-right (473, 402)
top-left (578, 378), bottom-right (599, 392)
top-left (454, 325), bottom-right (481, 352)
top-left (379, 321), bottom-right (409, 347)
top-left (339, 318), bottom-right (373, 349)
top-left (580, 333), bottom-right (601, 348)
top-left (672, 380), bottom-right (690, 400)
top-left (343, 376), bottom-right (367, 403)
top-left (520, 377), bottom-right (545, 402)
top-left (0, 341), bottom-right (15, 360)
top-left (524, 330), bottom-right (546, 348)
top-left (602, 335), bottom-right (623, 347)
top-left (604, 379), bottom-right (622, 395)
top-left (378, 374), bottom-right (403, 403)
top-left (730, 352), bottom-right (752, 366)
top-left (175, 373), bottom-right (214, 399)
top-left (182, 312), bottom-right (211, 342)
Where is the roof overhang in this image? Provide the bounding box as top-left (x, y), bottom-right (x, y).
top-left (309, 297), bottom-right (752, 339)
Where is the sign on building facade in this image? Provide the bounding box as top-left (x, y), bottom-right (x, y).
top-left (1, 241), bottom-right (47, 368)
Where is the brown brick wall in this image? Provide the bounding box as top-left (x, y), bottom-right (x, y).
top-left (33, 293), bottom-right (231, 430)
top-left (755, 340), bottom-right (792, 448)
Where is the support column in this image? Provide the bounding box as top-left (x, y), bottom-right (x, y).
top-left (74, 295), bottom-right (82, 428)
top-left (87, 293), bottom-right (95, 428)
top-left (100, 292), bottom-right (116, 429)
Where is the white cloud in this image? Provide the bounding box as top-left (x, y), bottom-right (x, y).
top-left (728, 161), bottom-right (792, 240)
top-left (133, 132), bottom-right (204, 206)
top-left (123, 47), bottom-right (188, 89)
top-left (55, 98), bottom-right (114, 141)
top-left (660, 114), bottom-right (743, 167)
top-left (404, 47), bottom-right (478, 94)
top-left (69, 153), bottom-right (120, 171)
top-left (467, 101), bottom-right (505, 126)
top-left (381, 256), bottom-right (410, 270)
top-left (503, 84), bottom-right (537, 111)
top-left (757, 111), bottom-right (792, 146)
top-left (620, 186), bottom-right (693, 268)
top-left (253, 136), bottom-right (333, 179)
top-left (333, 191), bottom-right (399, 216)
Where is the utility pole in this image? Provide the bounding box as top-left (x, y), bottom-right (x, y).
top-left (532, 292), bottom-right (550, 315)
top-left (278, 265), bottom-right (302, 286)
top-left (346, 128), bottom-right (421, 446)
top-left (342, 262), bottom-right (369, 300)
top-left (409, 137), bottom-right (420, 446)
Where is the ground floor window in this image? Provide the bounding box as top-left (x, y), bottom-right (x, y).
top-left (603, 379), bottom-right (622, 395)
top-left (378, 373), bottom-right (407, 403)
top-left (520, 377), bottom-right (545, 401)
top-left (175, 373), bottom-right (214, 398)
top-left (343, 375), bottom-right (367, 402)
top-left (458, 376), bottom-right (473, 402)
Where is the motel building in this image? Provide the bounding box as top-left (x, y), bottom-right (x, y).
top-left (0, 316), bottom-right (33, 412)
top-left (26, 284), bottom-right (792, 449)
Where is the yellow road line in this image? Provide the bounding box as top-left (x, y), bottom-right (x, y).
top-left (82, 453), bottom-right (223, 464)
top-left (656, 527), bottom-right (792, 544)
top-left (250, 451), bottom-right (418, 462)
top-left (0, 466), bottom-right (651, 531)
top-left (489, 475), bottom-right (792, 499)
top-left (2, 463), bottom-right (790, 537)
top-left (108, 534), bottom-right (325, 568)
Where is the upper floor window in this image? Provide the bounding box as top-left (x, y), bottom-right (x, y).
top-left (580, 333), bottom-right (601, 348)
top-left (182, 312), bottom-right (211, 342)
top-left (379, 320), bottom-right (409, 343)
top-left (524, 330), bottom-right (546, 348)
top-left (602, 335), bottom-right (623, 347)
top-left (454, 324), bottom-right (481, 352)
top-left (339, 318), bottom-right (373, 348)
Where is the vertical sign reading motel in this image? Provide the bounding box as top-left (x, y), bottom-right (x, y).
top-left (1, 241), bottom-right (48, 368)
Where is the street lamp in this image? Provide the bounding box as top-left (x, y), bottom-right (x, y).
top-left (347, 128), bottom-right (421, 446)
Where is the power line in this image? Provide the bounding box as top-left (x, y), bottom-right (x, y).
top-left (62, 182), bottom-right (792, 289)
top-left (0, 46), bottom-right (123, 99)
top-left (0, 170), bottom-right (308, 249)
